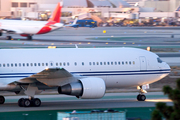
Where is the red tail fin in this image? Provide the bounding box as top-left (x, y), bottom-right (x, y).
top-left (48, 2), bottom-right (62, 23)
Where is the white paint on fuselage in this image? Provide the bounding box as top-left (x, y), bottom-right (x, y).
top-left (0, 20), bottom-right (63, 34)
top-left (0, 48), bottom-right (170, 89)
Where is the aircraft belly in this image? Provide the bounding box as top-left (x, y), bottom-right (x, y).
top-left (105, 74), bottom-right (166, 89)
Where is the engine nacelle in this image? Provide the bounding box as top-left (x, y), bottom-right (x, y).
top-left (58, 77), bottom-right (106, 99)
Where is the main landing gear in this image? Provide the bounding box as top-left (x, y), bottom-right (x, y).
top-left (0, 95), bottom-right (5, 104)
top-left (136, 84), bottom-right (149, 101)
top-left (6, 36), bottom-right (12, 40)
top-left (18, 97), bottom-right (41, 107)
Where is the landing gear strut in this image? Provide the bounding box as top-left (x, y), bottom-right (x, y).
top-left (18, 97), bottom-right (41, 107)
top-left (0, 95), bottom-right (5, 104)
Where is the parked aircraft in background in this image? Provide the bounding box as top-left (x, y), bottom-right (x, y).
top-left (0, 47), bottom-right (170, 107)
top-left (0, 2), bottom-right (63, 40)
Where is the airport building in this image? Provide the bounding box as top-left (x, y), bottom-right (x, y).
top-left (0, 0), bottom-right (180, 23)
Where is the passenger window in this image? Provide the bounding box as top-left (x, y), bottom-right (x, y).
top-left (97, 62), bottom-right (99, 65)
top-left (63, 62), bottom-right (65, 66)
top-left (74, 62), bottom-right (77, 66)
top-left (115, 62), bottom-right (117, 65)
top-left (82, 62), bottom-right (84, 66)
top-left (3, 64), bottom-right (5, 67)
top-left (93, 62), bottom-right (95, 65)
top-left (100, 62), bottom-right (102, 65)
top-left (50, 63), bottom-right (53, 66)
top-left (107, 62), bottom-right (110, 65)
top-left (31, 63), bottom-right (33, 66)
top-left (118, 62), bottom-right (120, 65)
top-left (7, 64), bottom-right (9, 67)
top-left (122, 62), bottom-right (124, 65)
top-left (19, 63), bottom-right (21, 67)
top-left (27, 63), bottom-right (29, 67)
top-left (60, 63), bottom-right (62, 66)
top-left (15, 63), bottom-right (17, 67)
top-left (23, 63), bottom-right (25, 67)
top-left (89, 62), bottom-right (91, 65)
top-left (56, 63), bottom-right (58, 66)
top-left (126, 61), bottom-right (128, 65)
top-left (104, 62), bottom-right (106, 65)
top-left (129, 61), bottom-right (131, 65)
top-left (67, 62), bottom-right (70, 66)
top-left (111, 62), bottom-right (113, 65)
top-left (133, 61), bottom-right (135, 65)
top-left (38, 63), bottom-right (40, 66)
top-left (34, 63), bottom-right (37, 66)
top-left (0, 64), bottom-right (1, 67)
top-left (46, 63), bottom-right (48, 66)
top-left (11, 63), bottom-right (13, 67)
top-left (42, 63), bottom-right (44, 66)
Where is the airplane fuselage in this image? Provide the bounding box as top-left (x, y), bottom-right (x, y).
top-left (0, 20), bottom-right (63, 35)
top-left (0, 48), bottom-right (170, 90)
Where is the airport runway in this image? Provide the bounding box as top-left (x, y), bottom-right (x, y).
top-left (0, 92), bottom-right (172, 112)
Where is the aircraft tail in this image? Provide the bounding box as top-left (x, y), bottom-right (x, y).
top-left (72, 16), bottom-right (78, 25)
top-left (48, 2), bottom-right (63, 23)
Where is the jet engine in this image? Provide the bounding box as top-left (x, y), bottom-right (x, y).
top-left (58, 77), bottom-right (106, 99)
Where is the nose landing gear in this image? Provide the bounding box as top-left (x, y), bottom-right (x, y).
top-left (137, 84), bottom-right (149, 101)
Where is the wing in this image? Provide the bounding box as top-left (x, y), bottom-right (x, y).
top-left (13, 68), bottom-right (75, 86)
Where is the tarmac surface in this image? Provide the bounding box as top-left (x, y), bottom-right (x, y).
top-left (0, 26), bottom-right (178, 112)
top-left (0, 27), bottom-right (180, 48)
top-left (0, 92), bottom-right (172, 112)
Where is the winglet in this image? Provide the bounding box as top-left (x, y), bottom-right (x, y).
top-left (48, 1), bottom-right (63, 23)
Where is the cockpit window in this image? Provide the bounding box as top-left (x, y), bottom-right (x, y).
top-left (157, 58), bottom-right (163, 63)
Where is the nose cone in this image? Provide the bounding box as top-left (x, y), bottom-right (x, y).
top-left (164, 62), bottom-right (171, 71)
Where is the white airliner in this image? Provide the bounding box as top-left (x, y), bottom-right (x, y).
top-left (0, 2), bottom-right (63, 40)
top-left (0, 47), bottom-right (170, 107)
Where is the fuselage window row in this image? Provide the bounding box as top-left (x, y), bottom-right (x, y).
top-left (0, 61), bottom-right (135, 67)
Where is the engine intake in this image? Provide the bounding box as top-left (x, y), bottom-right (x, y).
top-left (58, 77), bottom-right (106, 99)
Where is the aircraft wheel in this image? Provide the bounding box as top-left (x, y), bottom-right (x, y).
top-left (140, 95), bottom-right (146, 101)
top-left (137, 94), bottom-right (141, 101)
top-left (6, 36), bottom-right (12, 40)
top-left (32, 98), bottom-right (41, 107)
top-left (27, 36), bottom-right (32, 40)
top-left (0, 95), bottom-right (5, 104)
top-left (137, 94), bottom-right (146, 101)
top-left (23, 99), bottom-right (31, 107)
top-left (18, 98), bottom-right (24, 107)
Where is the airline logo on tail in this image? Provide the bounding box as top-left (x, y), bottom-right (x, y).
top-left (48, 2), bottom-right (63, 23)
top-left (37, 2), bottom-right (64, 34)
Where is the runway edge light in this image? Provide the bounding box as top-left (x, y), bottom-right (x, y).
top-left (48, 46), bottom-right (56, 49)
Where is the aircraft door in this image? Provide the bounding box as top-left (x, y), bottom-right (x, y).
top-left (139, 56), bottom-right (147, 70)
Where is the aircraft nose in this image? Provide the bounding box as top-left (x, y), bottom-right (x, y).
top-left (164, 62), bottom-right (170, 70)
